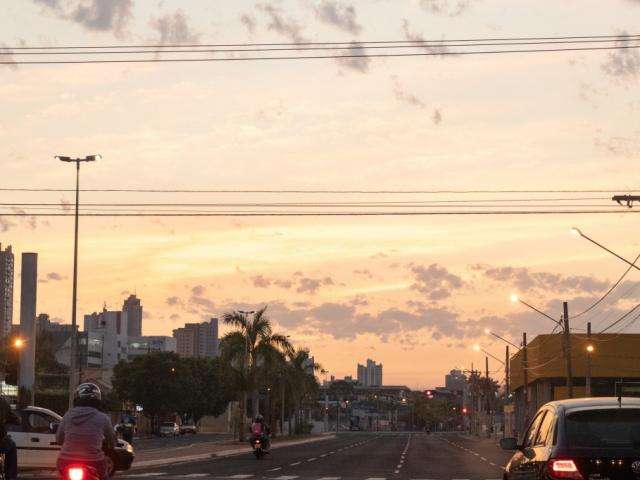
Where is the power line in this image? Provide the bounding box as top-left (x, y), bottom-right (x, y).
top-left (7, 33), bottom-right (640, 50)
top-left (1, 210), bottom-right (640, 217)
top-left (9, 38), bottom-right (640, 56)
top-left (3, 44), bottom-right (640, 66)
top-left (0, 188), bottom-right (635, 194)
top-left (599, 303), bottom-right (640, 333)
top-left (571, 251), bottom-right (640, 320)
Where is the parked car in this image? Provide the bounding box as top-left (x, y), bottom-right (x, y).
top-left (179, 423), bottom-right (197, 435)
top-left (500, 397), bottom-right (640, 480)
top-left (8, 406), bottom-right (135, 476)
top-left (159, 422), bottom-right (180, 437)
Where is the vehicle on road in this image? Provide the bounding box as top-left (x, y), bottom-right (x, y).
top-left (179, 423), bottom-right (197, 435)
top-left (251, 437), bottom-right (266, 459)
top-left (8, 406), bottom-right (134, 476)
top-left (159, 422), bottom-right (180, 437)
top-left (500, 397), bottom-right (640, 480)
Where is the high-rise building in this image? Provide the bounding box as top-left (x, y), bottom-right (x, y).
top-left (128, 336), bottom-right (177, 358)
top-left (445, 369), bottom-right (467, 394)
top-left (0, 244), bottom-right (14, 339)
top-left (357, 358), bottom-right (383, 386)
top-left (84, 308), bottom-right (128, 369)
top-left (173, 318), bottom-right (219, 358)
top-left (123, 294), bottom-right (142, 337)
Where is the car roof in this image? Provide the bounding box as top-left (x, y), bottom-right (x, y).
top-left (545, 397), bottom-right (640, 412)
top-left (20, 406), bottom-right (63, 420)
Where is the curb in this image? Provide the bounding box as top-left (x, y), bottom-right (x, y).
top-left (132, 434), bottom-right (336, 469)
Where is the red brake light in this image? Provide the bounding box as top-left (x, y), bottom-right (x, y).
top-left (68, 468), bottom-right (84, 480)
top-left (547, 459), bottom-right (583, 479)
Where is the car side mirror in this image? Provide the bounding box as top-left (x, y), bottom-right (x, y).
top-left (500, 437), bottom-right (519, 450)
top-left (50, 422), bottom-right (59, 433)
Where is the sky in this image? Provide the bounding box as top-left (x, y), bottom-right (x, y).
top-left (1, 0), bottom-right (640, 389)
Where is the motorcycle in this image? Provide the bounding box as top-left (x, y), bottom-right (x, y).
top-left (60, 465), bottom-right (101, 480)
top-left (0, 452), bottom-right (5, 480)
top-left (251, 438), bottom-right (265, 459)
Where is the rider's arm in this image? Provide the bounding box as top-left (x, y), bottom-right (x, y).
top-left (103, 414), bottom-right (117, 450)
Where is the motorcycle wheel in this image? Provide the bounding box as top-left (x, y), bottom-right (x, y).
top-left (254, 448), bottom-right (263, 459)
top-left (106, 453), bottom-right (116, 477)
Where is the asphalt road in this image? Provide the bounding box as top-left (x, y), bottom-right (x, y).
top-left (22, 432), bottom-right (512, 480)
top-left (124, 432), bottom-right (511, 480)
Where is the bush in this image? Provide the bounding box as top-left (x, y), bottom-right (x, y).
top-left (294, 422), bottom-right (313, 435)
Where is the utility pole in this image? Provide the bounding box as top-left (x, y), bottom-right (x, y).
top-left (586, 322), bottom-right (592, 397)
top-left (57, 154), bottom-right (98, 409)
top-left (563, 302), bottom-right (573, 398)
top-left (523, 332), bottom-right (529, 425)
top-left (505, 345), bottom-right (510, 399)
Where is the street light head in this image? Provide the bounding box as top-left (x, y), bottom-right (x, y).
top-left (56, 155), bottom-right (72, 162)
top-left (484, 328), bottom-right (491, 335)
top-left (472, 344), bottom-right (481, 352)
top-left (14, 338), bottom-right (24, 349)
top-left (586, 344), bottom-right (595, 353)
top-left (85, 154), bottom-right (101, 161)
top-left (570, 227), bottom-right (582, 237)
top-left (510, 294), bottom-right (519, 303)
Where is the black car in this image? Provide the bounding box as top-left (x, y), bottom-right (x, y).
top-left (501, 397), bottom-right (640, 480)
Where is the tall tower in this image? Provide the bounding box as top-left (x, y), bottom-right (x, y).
top-left (0, 244), bottom-right (14, 339)
top-left (123, 294), bottom-right (142, 337)
top-left (19, 252), bottom-right (37, 406)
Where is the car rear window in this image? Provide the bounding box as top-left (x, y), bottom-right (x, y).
top-left (565, 408), bottom-right (640, 448)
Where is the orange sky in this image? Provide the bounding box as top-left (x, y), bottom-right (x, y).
top-left (2, 0), bottom-right (640, 388)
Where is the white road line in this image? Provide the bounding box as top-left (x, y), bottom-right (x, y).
top-left (289, 461), bottom-right (301, 466)
top-left (316, 477), bottom-right (341, 480)
top-left (270, 476), bottom-right (298, 480)
top-left (182, 475), bottom-right (209, 478)
top-left (365, 477), bottom-right (387, 480)
top-left (320, 454), bottom-right (328, 457)
top-left (480, 456), bottom-right (487, 461)
top-left (307, 458), bottom-right (317, 462)
top-left (267, 467), bottom-right (282, 472)
top-left (227, 476), bottom-right (254, 479)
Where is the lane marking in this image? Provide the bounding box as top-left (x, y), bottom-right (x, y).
top-left (307, 458), bottom-right (317, 462)
top-left (317, 477), bottom-right (341, 480)
top-left (289, 461), bottom-right (301, 466)
top-left (182, 475), bottom-right (209, 478)
top-left (227, 476), bottom-right (254, 479)
top-left (270, 477), bottom-right (298, 480)
top-left (267, 467), bottom-right (282, 472)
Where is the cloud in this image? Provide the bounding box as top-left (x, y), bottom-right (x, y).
top-left (602, 32), bottom-right (640, 81)
top-left (391, 75), bottom-right (426, 108)
top-left (353, 268), bottom-right (373, 278)
top-left (257, 3), bottom-right (308, 43)
top-left (314, 0), bottom-right (361, 35)
top-left (150, 10), bottom-right (200, 45)
top-left (10, 208), bottom-right (37, 230)
top-left (191, 285), bottom-right (206, 296)
top-left (252, 275), bottom-right (272, 288)
top-left (166, 296), bottom-right (181, 306)
top-left (169, 313), bottom-right (181, 321)
top-left (419, 0), bottom-right (475, 17)
top-left (410, 263), bottom-right (464, 301)
top-left (296, 276), bottom-right (334, 294)
top-left (240, 13), bottom-right (257, 34)
top-left (0, 217), bottom-right (15, 232)
top-left (595, 133), bottom-right (640, 157)
top-left (433, 108), bottom-right (443, 124)
top-left (0, 44), bottom-right (17, 70)
top-left (401, 19), bottom-right (451, 56)
top-left (475, 264), bottom-right (609, 293)
top-left (335, 42), bottom-right (371, 73)
top-left (34, 0), bottom-right (134, 37)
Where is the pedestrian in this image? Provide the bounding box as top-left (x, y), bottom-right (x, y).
top-left (0, 395), bottom-right (20, 480)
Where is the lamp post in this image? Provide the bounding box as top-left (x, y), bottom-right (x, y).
top-left (571, 228), bottom-right (640, 273)
top-left (57, 154), bottom-right (99, 408)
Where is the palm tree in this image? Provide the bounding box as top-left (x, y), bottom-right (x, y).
top-left (221, 306), bottom-right (292, 440)
top-left (286, 348), bottom-right (321, 434)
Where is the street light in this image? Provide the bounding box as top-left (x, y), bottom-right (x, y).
top-left (571, 227), bottom-right (640, 273)
top-left (57, 154), bottom-right (100, 408)
top-left (13, 338), bottom-right (24, 349)
top-left (510, 294), bottom-right (562, 328)
top-left (483, 329), bottom-right (520, 351)
top-left (586, 344), bottom-right (595, 353)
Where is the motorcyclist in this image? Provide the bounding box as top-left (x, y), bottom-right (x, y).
top-left (56, 383), bottom-right (117, 479)
top-left (250, 414), bottom-right (271, 450)
top-left (0, 395), bottom-right (20, 480)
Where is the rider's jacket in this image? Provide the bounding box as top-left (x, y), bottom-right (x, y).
top-left (56, 406), bottom-right (116, 462)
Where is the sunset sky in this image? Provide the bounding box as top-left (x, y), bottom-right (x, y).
top-left (2, 0), bottom-right (640, 389)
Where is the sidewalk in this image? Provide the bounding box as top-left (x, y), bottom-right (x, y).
top-left (133, 433), bottom-right (336, 469)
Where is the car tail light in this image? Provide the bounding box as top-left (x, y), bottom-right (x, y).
top-left (68, 468), bottom-right (85, 480)
top-left (547, 459), bottom-right (583, 479)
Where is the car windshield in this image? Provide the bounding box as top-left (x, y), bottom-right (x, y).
top-left (161, 423), bottom-right (175, 427)
top-left (565, 408), bottom-right (640, 448)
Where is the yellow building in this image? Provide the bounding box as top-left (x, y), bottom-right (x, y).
top-left (508, 333), bottom-right (640, 436)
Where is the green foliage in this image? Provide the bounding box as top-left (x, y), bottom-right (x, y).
top-left (112, 352), bottom-right (232, 424)
top-left (293, 421), bottom-right (313, 435)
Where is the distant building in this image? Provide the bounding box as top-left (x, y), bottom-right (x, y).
top-left (357, 359), bottom-right (383, 387)
top-left (0, 244), bottom-right (14, 339)
top-left (173, 318), bottom-right (219, 358)
top-left (123, 294), bottom-right (143, 337)
top-left (445, 369), bottom-right (467, 395)
top-left (84, 308), bottom-right (128, 369)
top-left (128, 336), bottom-right (176, 358)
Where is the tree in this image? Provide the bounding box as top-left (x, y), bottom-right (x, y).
top-left (287, 348), bottom-right (321, 433)
top-left (179, 357), bottom-right (233, 425)
top-left (221, 306), bottom-right (292, 440)
top-left (112, 352), bottom-right (184, 430)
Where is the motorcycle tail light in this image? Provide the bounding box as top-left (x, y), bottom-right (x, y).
top-left (68, 468), bottom-right (85, 480)
top-left (547, 459), bottom-right (583, 479)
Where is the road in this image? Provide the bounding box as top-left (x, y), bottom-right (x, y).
top-left (22, 432), bottom-right (511, 480)
top-left (129, 432), bottom-right (510, 480)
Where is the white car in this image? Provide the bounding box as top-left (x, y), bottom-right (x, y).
top-left (159, 422), bottom-right (180, 437)
top-left (8, 406), bottom-right (134, 475)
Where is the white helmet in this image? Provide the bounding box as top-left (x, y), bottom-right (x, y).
top-left (75, 382), bottom-right (102, 401)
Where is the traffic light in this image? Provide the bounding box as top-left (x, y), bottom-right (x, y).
top-left (424, 390), bottom-right (434, 399)
top-left (462, 407), bottom-right (468, 414)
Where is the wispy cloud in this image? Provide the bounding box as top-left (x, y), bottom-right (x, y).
top-left (240, 13), bottom-right (257, 34)
top-left (314, 0), bottom-right (361, 35)
top-left (602, 32), bottom-right (640, 82)
top-left (150, 10), bottom-right (201, 45)
top-left (257, 3), bottom-right (308, 43)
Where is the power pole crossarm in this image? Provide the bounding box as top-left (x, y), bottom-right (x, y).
top-left (612, 195), bottom-right (640, 208)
